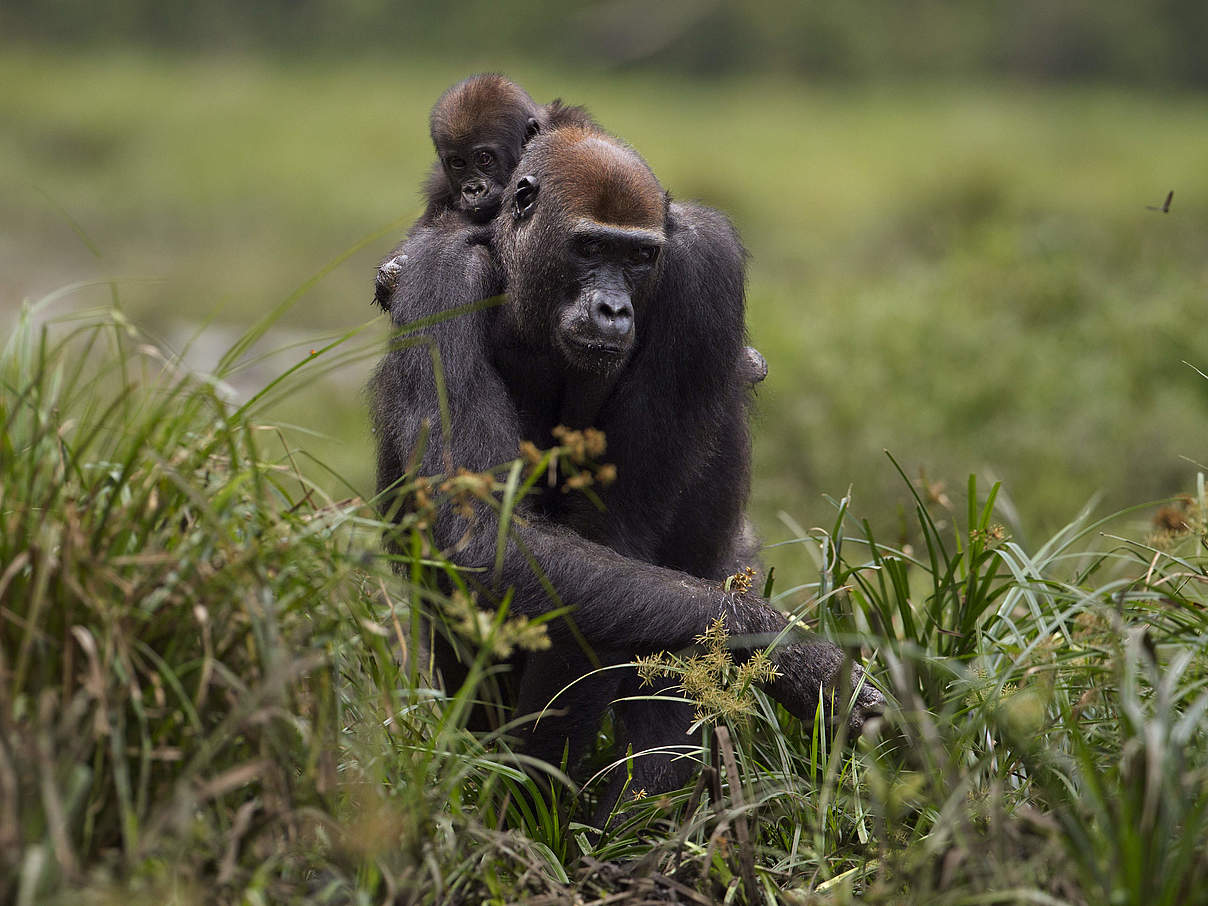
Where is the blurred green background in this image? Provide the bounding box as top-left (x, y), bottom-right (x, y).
top-left (2, 1), bottom-right (1206, 555)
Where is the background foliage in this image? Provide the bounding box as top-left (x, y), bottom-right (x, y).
top-left (4, 0), bottom-right (1208, 85)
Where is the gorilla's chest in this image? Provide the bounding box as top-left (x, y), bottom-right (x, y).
top-left (491, 335), bottom-right (621, 440)
top-left (491, 342), bottom-right (563, 438)
top-left (491, 339), bottom-right (631, 538)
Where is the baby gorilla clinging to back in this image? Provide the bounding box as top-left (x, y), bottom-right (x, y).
top-left (373, 74), bottom-right (593, 309)
top-left (423, 74), bottom-right (593, 224)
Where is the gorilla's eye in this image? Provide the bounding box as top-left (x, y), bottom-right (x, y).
top-left (475, 150), bottom-right (495, 169)
top-left (630, 246), bottom-right (659, 265)
top-left (447, 156), bottom-right (466, 171)
top-left (575, 237), bottom-right (604, 258)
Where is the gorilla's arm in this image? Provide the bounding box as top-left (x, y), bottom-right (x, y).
top-left (607, 201), bottom-right (881, 725)
top-left (598, 201), bottom-right (752, 557)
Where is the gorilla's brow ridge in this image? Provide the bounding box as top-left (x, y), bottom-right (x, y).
top-left (572, 219), bottom-right (664, 243)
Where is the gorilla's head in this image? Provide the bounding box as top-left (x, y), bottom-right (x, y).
top-left (430, 74), bottom-right (543, 224)
top-left (494, 127), bottom-right (669, 374)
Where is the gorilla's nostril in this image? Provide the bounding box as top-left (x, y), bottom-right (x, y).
top-left (591, 297), bottom-right (633, 340)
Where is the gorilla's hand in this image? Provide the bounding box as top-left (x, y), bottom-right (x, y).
top-left (723, 593), bottom-right (884, 736)
top-left (373, 253), bottom-right (408, 312)
top-left (767, 639), bottom-right (885, 736)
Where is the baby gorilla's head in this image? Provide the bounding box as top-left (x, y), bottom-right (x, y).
top-left (428, 74), bottom-right (543, 223)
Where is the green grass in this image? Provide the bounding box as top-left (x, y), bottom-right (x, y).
top-left (3, 49), bottom-right (1207, 542)
top-left (3, 299), bottom-right (1207, 904)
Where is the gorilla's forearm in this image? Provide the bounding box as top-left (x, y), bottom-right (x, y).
top-left (431, 502), bottom-right (875, 723)
top-left (717, 592), bottom-right (883, 728)
top-left (435, 503), bottom-right (744, 649)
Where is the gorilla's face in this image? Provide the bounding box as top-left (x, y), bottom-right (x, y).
top-left (552, 221), bottom-right (662, 369)
top-left (498, 130), bottom-right (667, 374)
top-left (438, 137), bottom-right (523, 224)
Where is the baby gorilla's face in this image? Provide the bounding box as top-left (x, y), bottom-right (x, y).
top-left (439, 137), bottom-right (522, 223)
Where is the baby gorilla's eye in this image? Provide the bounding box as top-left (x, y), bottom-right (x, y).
top-left (475, 150), bottom-right (495, 169)
top-left (447, 156), bottom-right (466, 171)
top-left (629, 245), bottom-right (659, 265)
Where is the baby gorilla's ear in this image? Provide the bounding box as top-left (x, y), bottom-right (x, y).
top-left (525, 116), bottom-right (541, 142)
top-left (373, 254), bottom-right (407, 311)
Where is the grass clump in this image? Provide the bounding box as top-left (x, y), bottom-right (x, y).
top-left (816, 473), bottom-right (1208, 904)
top-left (0, 298), bottom-right (373, 902)
top-left (635, 617), bottom-right (780, 727)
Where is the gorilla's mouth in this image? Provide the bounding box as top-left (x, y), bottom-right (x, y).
top-left (569, 337), bottom-right (627, 355)
top-left (462, 194), bottom-right (503, 223)
top-left (559, 332), bottom-right (633, 371)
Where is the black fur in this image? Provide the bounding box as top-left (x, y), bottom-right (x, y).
top-left (370, 126), bottom-right (881, 810)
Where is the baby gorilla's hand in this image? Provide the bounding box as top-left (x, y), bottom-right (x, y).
top-left (373, 253), bottom-right (408, 312)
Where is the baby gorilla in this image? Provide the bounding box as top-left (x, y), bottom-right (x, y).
top-left (374, 74), bottom-right (593, 310)
top-left (423, 74), bottom-right (587, 225)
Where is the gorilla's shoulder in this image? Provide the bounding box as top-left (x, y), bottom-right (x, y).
top-left (667, 199), bottom-right (741, 239)
top-left (663, 201), bottom-right (747, 299)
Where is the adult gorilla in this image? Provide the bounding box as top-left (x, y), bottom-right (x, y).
top-left (371, 125), bottom-right (882, 800)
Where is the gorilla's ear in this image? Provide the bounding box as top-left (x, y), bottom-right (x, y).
top-left (513, 175), bottom-right (540, 220)
top-left (525, 117), bottom-right (541, 141)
